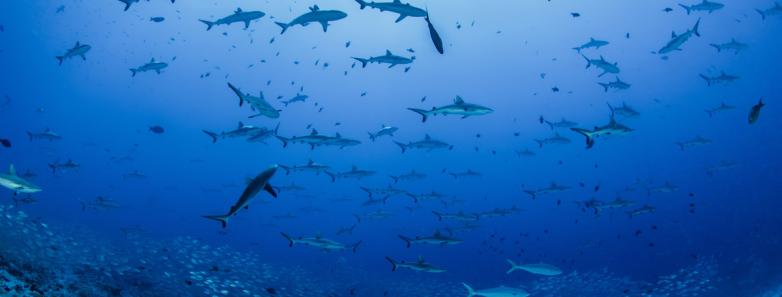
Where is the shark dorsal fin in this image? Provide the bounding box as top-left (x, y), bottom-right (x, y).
top-left (75, 41), bottom-right (80, 47)
top-left (424, 134), bottom-right (431, 140)
top-left (671, 31), bottom-right (677, 38)
top-left (385, 49), bottom-right (392, 56)
top-left (589, 37), bottom-right (595, 41)
top-left (351, 165), bottom-right (357, 171)
top-left (310, 129), bottom-right (319, 136)
top-left (335, 132), bottom-right (342, 138)
top-left (453, 96), bottom-right (465, 104)
top-left (150, 58), bottom-right (155, 63)
top-left (599, 55), bottom-right (605, 61)
top-left (550, 182), bottom-right (557, 187)
top-left (238, 121), bottom-right (244, 128)
top-left (235, 7), bottom-right (243, 14)
top-left (417, 255), bottom-right (424, 263)
top-left (554, 132), bottom-right (561, 137)
top-left (307, 159), bottom-right (314, 165)
top-left (394, 0), bottom-right (401, 3)
top-left (9, 164), bottom-right (16, 176)
top-left (310, 5), bottom-right (320, 11)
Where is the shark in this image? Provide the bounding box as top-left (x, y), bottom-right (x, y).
top-left (361, 196), bottom-right (388, 207)
top-left (676, 135), bottom-right (712, 150)
top-left (0, 165), bottom-right (42, 196)
top-left (386, 256), bottom-right (446, 273)
top-left (406, 190), bottom-right (445, 203)
top-left (408, 96), bottom-right (493, 122)
top-left (646, 182), bottom-right (679, 196)
top-left (280, 93), bottom-right (308, 107)
top-left (608, 102), bottom-right (640, 118)
top-left (227, 82), bottom-right (281, 119)
top-left (352, 50), bottom-right (415, 68)
top-left (281, 233), bottom-right (361, 253)
top-left (56, 41), bottom-right (91, 65)
top-left (354, 0), bottom-right (426, 22)
top-left (202, 122), bottom-right (275, 143)
top-left (540, 117), bottom-right (578, 130)
top-left (524, 182), bottom-right (571, 199)
top-left (506, 260), bottom-right (563, 276)
top-left (394, 134), bottom-right (453, 153)
top-left (658, 18), bottom-right (701, 55)
top-left (326, 165), bottom-right (376, 182)
top-left (570, 113), bottom-right (634, 149)
top-left (679, 0), bottom-right (724, 14)
top-left (514, 148), bottom-right (536, 157)
top-left (463, 283), bottom-right (530, 297)
top-left (578, 198), bottom-right (635, 215)
top-left (81, 196), bottom-right (120, 211)
top-left (199, 8), bottom-right (265, 30)
top-left (699, 72), bottom-right (739, 86)
top-left (627, 204), bottom-right (656, 218)
top-left (202, 165), bottom-right (279, 228)
top-left (279, 159), bottom-right (330, 175)
top-left (598, 77), bottom-right (631, 92)
top-left (749, 98), bottom-right (765, 124)
top-left (432, 211), bottom-right (479, 222)
top-left (130, 58), bottom-right (168, 77)
top-left (534, 133), bottom-right (571, 148)
top-left (389, 169), bottom-right (426, 183)
top-left (273, 183), bottom-right (306, 193)
top-left (360, 185), bottom-right (408, 198)
top-left (26, 129), bottom-right (62, 141)
top-left (581, 54), bottom-right (620, 77)
top-left (709, 38), bottom-right (748, 54)
top-left (48, 159), bottom-right (80, 174)
top-left (449, 170), bottom-right (482, 179)
top-left (756, 2), bottom-right (782, 20)
top-left (368, 125), bottom-right (398, 141)
top-left (274, 5), bottom-right (347, 34)
top-left (572, 37), bottom-right (609, 52)
top-left (398, 230), bottom-right (463, 247)
top-left (122, 170), bottom-right (147, 180)
top-left (277, 129), bottom-right (361, 149)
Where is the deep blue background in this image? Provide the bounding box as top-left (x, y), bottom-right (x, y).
top-left (1, 0), bottom-right (781, 291)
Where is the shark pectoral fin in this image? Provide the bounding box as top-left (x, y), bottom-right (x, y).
top-left (80, 54), bottom-right (86, 60)
top-left (395, 14), bottom-right (407, 23)
top-left (388, 63), bottom-right (396, 68)
top-left (319, 21), bottom-right (329, 32)
top-left (244, 20), bottom-right (250, 29)
top-left (264, 183), bottom-right (278, 198)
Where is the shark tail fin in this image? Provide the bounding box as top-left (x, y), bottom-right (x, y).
top-left (678, 3), bottom-right (691, 15)
top-left (709, 44), bottom-right (721, 52)
top-left (398, 235), bottom-right (413, 248)
top-left (432, 211), bottom-right (443, 221)
top-left (463, 283), bottom-right (476, 297)
top-left (202, 215), bottom-right (229, 229)
top-left (534, 139), bottom-right (544, 148)
top-left (368, 132), bottom-right (376, 142)
top-left (390, 175), bottom-right (399, 184)
top-left (407, 108), bottom-right (429, 122)
top-left (48, 163), bottom-right (56, 174)
top-left (598, 82), bottom-right (609, 92)
top-left (199, 19), bottom-right (215, 31)
top-left (280, 232), bottom-right (295, 247)
top-left (130, 68), bottom-right (138, 77)
top-left (506, 259), bottom-right (520, 274)
top-left (385, 257), bottom-right (398, 271)
top-left (570, 127), bottom-right (595, 149)
top-left (360, 186), bottom-right (373, 197)
top-left (275, 136), bottom-right (289, 148)
top-left (274, 22), bottom-right (289, 34)
top-left (352, 57), bottom-right (369, 68)
top-left (756, 9), bottom-right (766, 20)
top-left (350, 241), bottom-right (362, 253)
top-left (56, 56), bottom-right (64, 66)
top-left (581, 54), bottom-right (591, 69)
top-left (676, 142), bottom-right (685, 151)
top-left (123, 1), bottom-right (132, 11)
top-left (705, 109), bottom-right (713, 118)
top-left (202, 130), bottom-right (218, 143)
top-left (355, 0), bottom-right (367, 9)
top-left (393, 141), bottom-right (407, 153)
top-left (699, 74), bottom-right (711, 86)
top-left (523, 190), bottom-right (537, 199)
top-left (26, 131), bottom-right (33, 141)
top-left (692, 18), bottom-right (701, 37)
top-left (279, 165), bottom-right (291, 175)
top-left (325, 171), bottom-right (337, 183)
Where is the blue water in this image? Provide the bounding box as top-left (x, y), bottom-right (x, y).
top-left (1, 0), bottom-right (781, 296)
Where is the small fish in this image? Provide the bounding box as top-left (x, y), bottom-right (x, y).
top-left (748, 98), bottom-right (765, 124)
top-left (0, 139), bottom-right (10, 148)
top-left (148, 125), bottom-right (165, 134)
top-left (150, 17), bottom-right (165, 22)
top-left (571, 12), bottom-right (581, 17)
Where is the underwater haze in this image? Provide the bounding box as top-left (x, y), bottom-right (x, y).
top-left (1, 0), bottom-right (782, 296)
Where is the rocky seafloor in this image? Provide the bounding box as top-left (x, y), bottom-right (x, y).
top-left (1, 203), bottom-right (780, 297)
